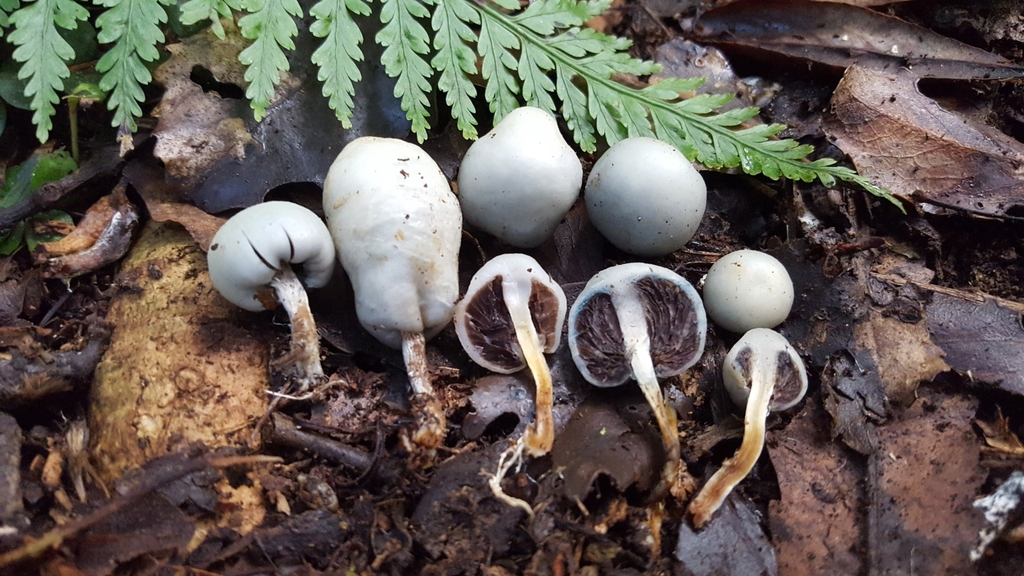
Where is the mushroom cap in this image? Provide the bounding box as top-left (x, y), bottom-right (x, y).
top-left (702, 249), bottom-right (794, 333)
top-left (454, 253), bottom-right (566, 373)
top-left (723, 328), bottom-right (807, 411)
top-left (208, 201), bottom-right (335, 311)
top-left (457, 107), bottom-right (583, 248)
top-left (568, 263), bottom-right (707, 387)
top-left (584, 137), bottom-right (707, 256)
top-left (323, 137), bottom-right (462, 349)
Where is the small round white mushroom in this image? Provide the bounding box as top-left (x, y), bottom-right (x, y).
top-left (688, 328), bottom-right (808, 528)
top-left (323, 137), bottom-right (462, 458)
top-left (568, 263), bottom-right (707, 497)
top-left (457, 107), bottom-right (583, 248)
top-left (702, 250), bottom-right (794, 333)
top-left (585, 137), bottom-right (707, 256)
top-left (207, 201), bottom-right (335, 389)
top-left (455, 253), bottom-right (567, 457)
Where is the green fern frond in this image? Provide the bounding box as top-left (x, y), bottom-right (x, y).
top-left (179, 0), bottom-right (242, 39)
top-left (376, 0), bottom-right (433, 141)
top-left (0, 0), bottom-right (22, 36)
top-left (94, 0), bottom-right (173, 133)
top-left (237, 0), bottom-right (303, 121)
top-left (427, 0), bottom-right (479, 139)
top-left (310, 0), bottom-right (371, 128)
top-left (8, 0), bottom-right (88, 142)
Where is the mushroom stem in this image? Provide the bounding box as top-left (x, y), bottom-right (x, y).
top-left (688, 371), bottom-right (773, 528)
top-left (613, 288), bottom-right (680, 497)
top-left (505, 283), bottom-right (555, 457)
top-left (401, 330), bottom-right (445, 451)
top-left (268, 263), bottom-right (325, 390)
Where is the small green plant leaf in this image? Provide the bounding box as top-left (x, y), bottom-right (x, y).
top-left (427, 0), bottom-right (479, 139)
top-left (310, 0), bottom-right (371, 128)
top-left (8, 0), bottom-right (88, 142)
top-left (0, 222), bottom-right (26, 256)
top-left (376, 0), bottom-right (432, 141)
top-left (237, 0), bottom-right (303, 121)
top-left (477, 11), bottom-right (519, 122)
top-left (94, 0), bottom-right (174, 133)
top-left (179, 0), bottom-right (243, 39)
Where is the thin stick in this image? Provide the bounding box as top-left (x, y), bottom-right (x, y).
top-left (0, 454), bottom-right (281, 567)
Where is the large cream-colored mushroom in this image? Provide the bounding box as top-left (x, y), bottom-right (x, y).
top-left (322, 137), bottom-right (462, 457)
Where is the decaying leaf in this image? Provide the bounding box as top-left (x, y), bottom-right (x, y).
top-left (689, 0), bottom-right (1024, 80)
top-left (676, 493), bottom-right (777, 576)
top-left (824, 66), bottom-right (1024, 216)
top-left (551, 396), bottom-right (661, 501)
top-left (976, 407), bottom-right (1024, 456)
top-left (868, 388), bottom-right (986, 574)
top-left (822, 349), bottom-right (888, 455)
top-left (768, 399), bottom-right (860, 576)
top-left (926, 292), bottom-right (1024, 396)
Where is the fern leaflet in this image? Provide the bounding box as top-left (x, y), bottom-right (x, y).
top-left (376, 0), bottom-right (433, 142)
top-left (8, 0), bottom-right (88, 142)
top-left (237, 0), bottom-right (303, 121)
top-left (310, 0), bottom-right (371, 128)
top-left (94, 0), bottom-right (173, 133)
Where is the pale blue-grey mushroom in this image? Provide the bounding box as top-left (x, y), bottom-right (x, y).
top-left (457, 107), bottom-right (582, 247)
top-left (207, 201), bottom-right (335, 389)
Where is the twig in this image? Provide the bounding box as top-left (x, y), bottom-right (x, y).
top-left (0, 454), bottom-right (281, 568)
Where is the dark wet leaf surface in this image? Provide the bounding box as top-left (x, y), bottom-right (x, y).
top-left (927, 293), bottom-right (1024, 396)
top-left (675, 493), bottom-right (777, 576)
top-left (688, 0), bottom-right (1024, 80)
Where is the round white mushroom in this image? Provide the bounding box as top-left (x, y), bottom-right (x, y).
top-left (585, 137), bottom-right (707, 256)
top-left (702, 249), bottom-right (794, 333)
top-left (323, 137), bottom-right (462, 457)
top-left (457, 107), bottom-right (583, 248)
top-left (207, 201), bottom-right (335, 389)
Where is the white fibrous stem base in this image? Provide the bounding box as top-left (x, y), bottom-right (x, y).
top-left (487, 440), bottom-right (535, 518)
top-left (613, 285), bottom-right (681, 500)
top-left (506, 285), bottom-right (554, 458)
top-left (399, 331), bottom-right (446, 461)
top-left (688, 375), bottom-right (772, 528)
top-left (631, 347), bottom-right (681, 500)
top-left (268, 264), bottom-right (325, 392)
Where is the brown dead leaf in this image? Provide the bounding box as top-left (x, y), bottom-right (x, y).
top-left (868, 388), bottom-right (986, 574)
top-left (977, 407), bottom-right (1024, 456)
top-left (148, 203), bottom-right (225, 253)
top-left (689, 0), bottom-right (1024, 80)
top-left (824, 65), bottom-right (1024, 217)
top-left (768, 399), bottom-right (860, 576)
top-left (551, 396), bottom-right (661, 501)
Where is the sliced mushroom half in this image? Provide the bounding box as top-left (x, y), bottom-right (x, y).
top-left (688, 328), bottom-right (807, 528)
top-left (455, 253), bottom-right (566, 457)
top-left (568, 263), bottom-right (707, 497)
